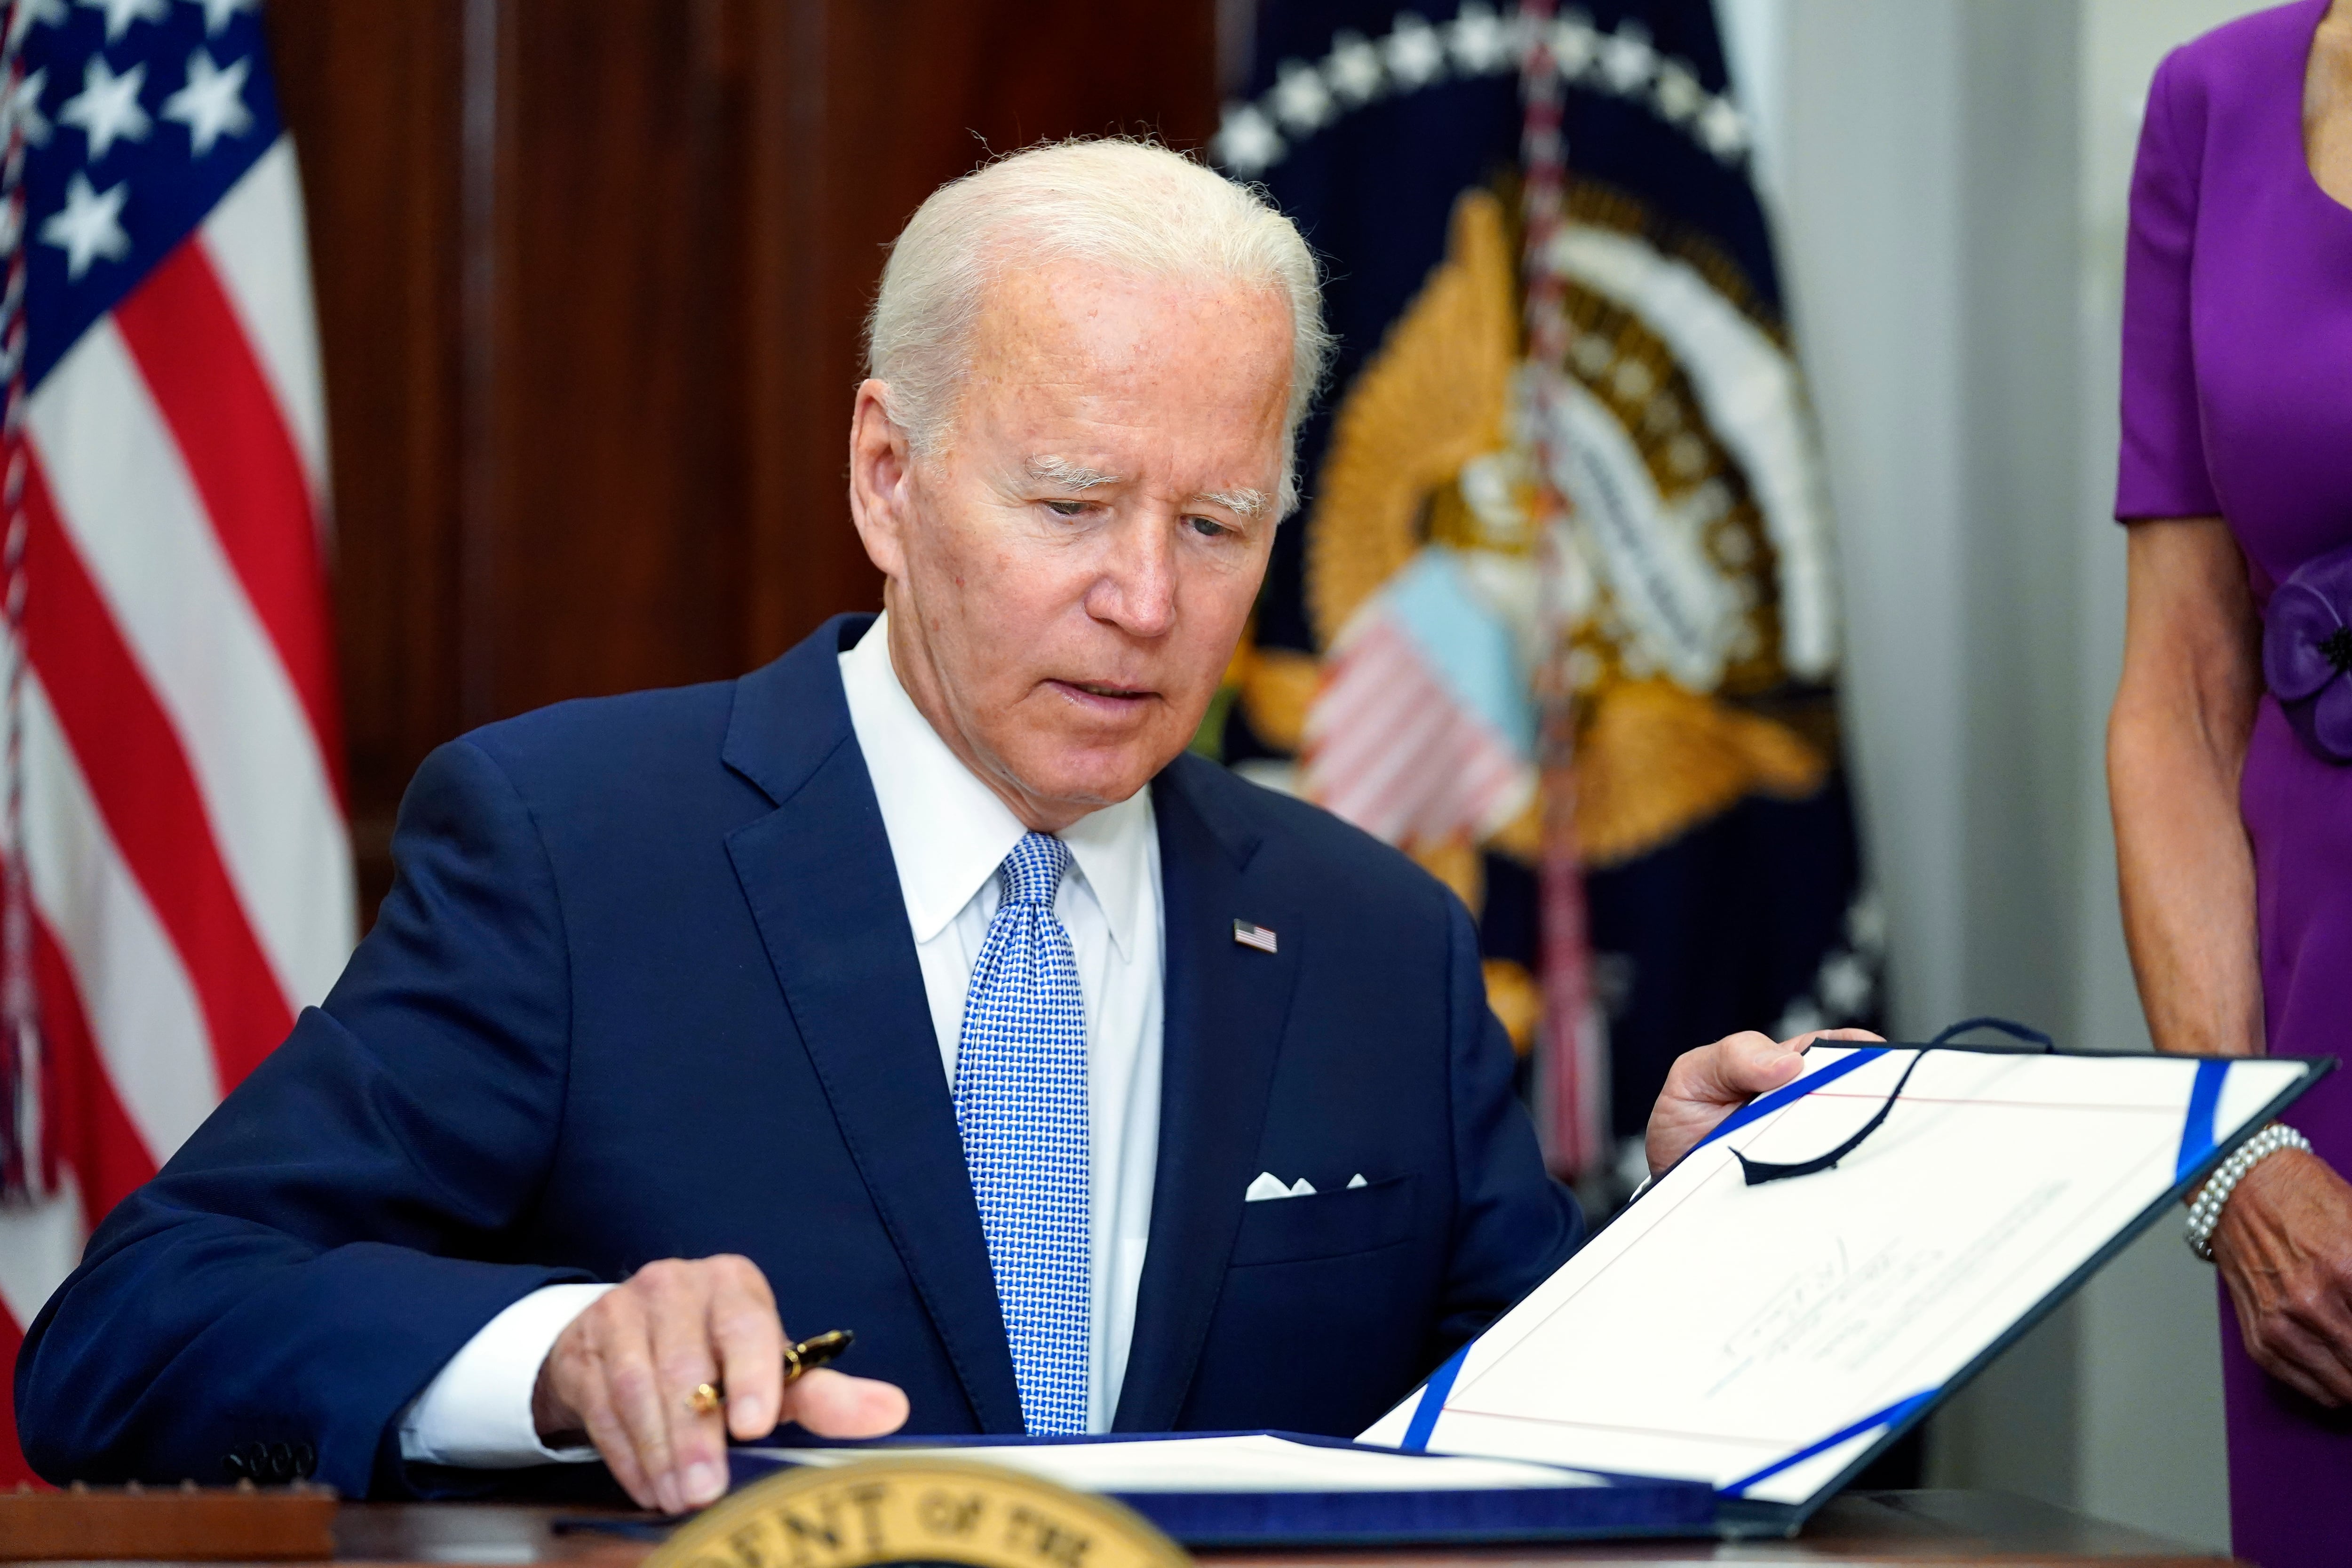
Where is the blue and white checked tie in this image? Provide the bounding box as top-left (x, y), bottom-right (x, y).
top-left (953, 832), bottom-right (1089, 1434)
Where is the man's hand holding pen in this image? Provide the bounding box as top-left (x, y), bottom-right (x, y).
top-left (532, 1255), bottom-right (907, 1515)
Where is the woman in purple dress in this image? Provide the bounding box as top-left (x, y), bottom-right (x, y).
top-left (2109, 1), bottom-right (2352, 1561)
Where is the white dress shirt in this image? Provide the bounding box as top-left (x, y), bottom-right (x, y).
top-left (399, 613), bottom-right (1163, 1465)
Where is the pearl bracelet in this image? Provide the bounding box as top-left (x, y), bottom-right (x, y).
top-left (2186, 1122), bottom-right (2313, 1261)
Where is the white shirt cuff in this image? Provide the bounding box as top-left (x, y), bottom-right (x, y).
top-left (397, 1282), bottom-right (615, 1468)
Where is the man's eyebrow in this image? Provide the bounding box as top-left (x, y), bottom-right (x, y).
top-left (1024, 458), bottom-right (1268, 521)
top-left (1026, 455), bottom-right (1120, 490)
top-left (1197, 487), bottom-right (1271, 521)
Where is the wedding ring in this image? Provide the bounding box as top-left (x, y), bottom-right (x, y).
top-left (688, 1381), bottom-right (723, 1417)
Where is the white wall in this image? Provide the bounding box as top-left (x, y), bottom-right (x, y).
top-left (1745, 0), bottom-right (1974, 1046)
top-left (1719, 0), bottom-right (2273, 1549)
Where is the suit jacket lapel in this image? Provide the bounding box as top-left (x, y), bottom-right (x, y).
top-left (1112, 756), bottom-right (1301, 1432)
top-left (722, 616), bottom-right (1024, 1434)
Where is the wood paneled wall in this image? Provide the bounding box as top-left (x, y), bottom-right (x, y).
top-left (262, 0), bottom-right (1217, 916)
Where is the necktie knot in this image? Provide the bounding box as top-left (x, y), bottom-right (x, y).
top-left (1000, 832), bottom-right (1068, 909)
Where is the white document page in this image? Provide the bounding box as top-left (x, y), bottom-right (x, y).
top-left (1358, 1048), bottom-right (2308, 1505)
top-left (747, 1433), bottom-right (1604, 1493)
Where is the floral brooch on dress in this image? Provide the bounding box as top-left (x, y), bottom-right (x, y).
top-left (2264, 541), bottom-right (2352, 765)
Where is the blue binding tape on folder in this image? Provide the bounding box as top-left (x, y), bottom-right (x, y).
top-left (738, 1040), bottom-right (2328, 1545)
top-left (729, 1431), bottom-right (1714, 1545)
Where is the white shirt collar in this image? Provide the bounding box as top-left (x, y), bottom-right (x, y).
top-left (838, 613), bottom-right (1155, 959)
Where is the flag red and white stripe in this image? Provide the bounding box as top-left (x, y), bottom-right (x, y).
top-left (0, 113), bottom-right (350, 1485)
top-left (1302, 612), bottom-right (1533, 849)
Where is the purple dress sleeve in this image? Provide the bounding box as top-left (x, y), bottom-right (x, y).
top-left (2116, 49), bottom-right (2222, 521)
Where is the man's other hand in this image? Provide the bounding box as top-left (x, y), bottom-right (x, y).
top-left (532, 1255), bottom-right (910, 1514)
top-left (1645, 1028), bottom-right (1886, 1177)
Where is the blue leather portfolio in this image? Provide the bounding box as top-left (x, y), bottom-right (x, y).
top-left (739, 1045), bottom-right (2327, 1545)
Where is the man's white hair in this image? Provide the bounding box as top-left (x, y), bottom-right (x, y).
top-left (865, 138), bottom-right (1332, 515)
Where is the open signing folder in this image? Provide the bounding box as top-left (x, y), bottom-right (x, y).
top-left (738, 1043), bottom-right (2326, 1544)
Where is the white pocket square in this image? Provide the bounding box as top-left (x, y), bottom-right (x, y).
top-left (1246, 1171), bottom-right (1369, 1201)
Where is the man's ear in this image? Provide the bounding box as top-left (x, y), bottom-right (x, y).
top-left (848, 380), bottom-right (915, 579)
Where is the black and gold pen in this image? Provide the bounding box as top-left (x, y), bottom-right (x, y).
top-left (688, 1329), bottom-right (854, 1415)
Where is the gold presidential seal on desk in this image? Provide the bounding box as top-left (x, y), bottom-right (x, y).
top-left (646, 1458), bottom-right (1192, 1568)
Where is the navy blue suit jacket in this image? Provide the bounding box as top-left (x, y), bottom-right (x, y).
top-left (16, 615), bottom-right (1582, 1497)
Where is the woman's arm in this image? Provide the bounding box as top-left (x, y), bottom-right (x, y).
top-left (2108, 516), bottom-right (2263, 1060)
top-left (2110, 516), bottom-right (2352, 1408)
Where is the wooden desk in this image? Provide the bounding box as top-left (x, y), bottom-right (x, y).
top-left (310, 1492), bottom-right (2233, 1568)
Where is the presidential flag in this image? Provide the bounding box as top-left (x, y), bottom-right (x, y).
top-left (1207, 0), bottom-right (1879, 1189)
top-left (0, 0), bottom-right (349, 1484)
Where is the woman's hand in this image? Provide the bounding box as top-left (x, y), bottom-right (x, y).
top-left (2211, 1149), bottom-right (2352, 1406)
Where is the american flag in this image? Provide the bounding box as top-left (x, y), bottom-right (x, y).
top-left (0, 0), bottom-right (349, 1484)
top-left (1232, 919), bottom-right (1279, 955)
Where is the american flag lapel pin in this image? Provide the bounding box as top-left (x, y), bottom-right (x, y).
top-left (1232, 919), bottom-right (1278, 955)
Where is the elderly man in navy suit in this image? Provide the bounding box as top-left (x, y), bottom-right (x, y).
top-left (17, 141), bottom-right (1849, 1513)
